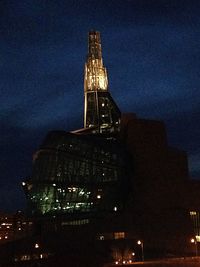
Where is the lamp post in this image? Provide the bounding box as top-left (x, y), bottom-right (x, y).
top-left (137, 240), bottom-right (144, 261)
top-left (191, 238), bottom-right (198, 256)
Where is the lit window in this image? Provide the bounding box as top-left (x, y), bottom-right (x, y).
top-left (20, 254), bottom-right (31, 261)
top-left (190, 211), bottom-right (197, 216)
top-left (196, 236), bottom-right (200, 242)
top-left (68, 187), bottom-right (77, 192)
top-left (114, 232), bottom-right (125, 239)
top-left (99, 235), bottom-right (104, 240)
top-left (97, 195), bottom-right (101, 199)
top-left (61, 219), bottom-right (89, 226)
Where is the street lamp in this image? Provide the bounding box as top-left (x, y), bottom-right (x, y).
top-left (191, 238), bottom-right (198, 256)
top-left (34, 243), bottom-right (40, 249)
top-left (137, 240), bottom-right (144, 261)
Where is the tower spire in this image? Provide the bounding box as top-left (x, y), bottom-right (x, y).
top-left (84, 31), bottom-right (108, 92)
top-left (84, 31), bottom-right (121, 133)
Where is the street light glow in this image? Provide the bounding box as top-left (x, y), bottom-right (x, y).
top-left (190, 238), bottom-right (198, 256)
top-left (35, 243), bottom-right (39, 248)
top-left (137, 240), bottom-right (144, 261)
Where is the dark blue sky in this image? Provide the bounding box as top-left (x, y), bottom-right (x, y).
top-left (1, 0), bottom-right (200, 212)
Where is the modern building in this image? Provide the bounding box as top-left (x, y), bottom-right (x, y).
top-left (1, 31), bottom-right (200, 267)
top-left (83, 31), bottom-right (121, 133)
top-left (24, 131), bottom-right (128, 217)
top-left (23, 31), bottom-right (129, 222)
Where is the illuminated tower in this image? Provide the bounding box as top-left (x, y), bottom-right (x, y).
top-left (84, 31), bottom-right (121, 133)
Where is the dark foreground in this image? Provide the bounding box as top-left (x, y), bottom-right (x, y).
top-left (1, 257), bottom-right (200, 267)
top-left (105, 257), bottom-right (200, 267)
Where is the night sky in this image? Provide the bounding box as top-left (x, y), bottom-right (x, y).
top-left (1, 0), bottom-right (200, 212)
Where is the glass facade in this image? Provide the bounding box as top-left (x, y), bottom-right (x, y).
top-left (84, 31), bottom-right (121, 133)
top-left (23, 131), bottom-right (128, 216)
top-left (23, 31), bottom-right (127, 218)
top-left (85, 91), bottom-right (121, 133)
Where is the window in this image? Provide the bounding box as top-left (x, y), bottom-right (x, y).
top-left (114, 232), bottom-right (125, 239)
top-left (99, 235), bottom-right (104, 240)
